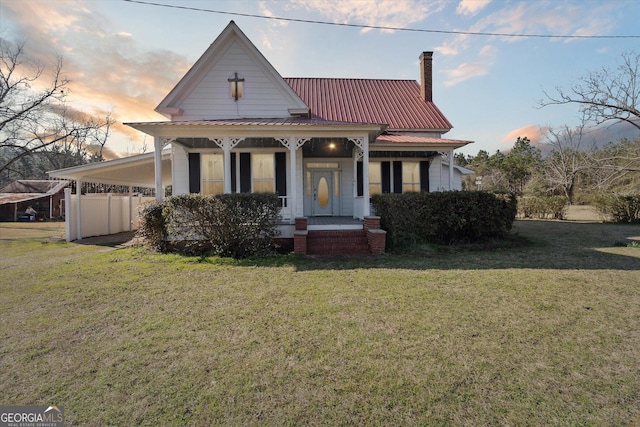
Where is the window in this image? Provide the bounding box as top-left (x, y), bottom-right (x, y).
top-left (201, 154), bottom-right (224, 195)
top-left (402, 161), bottom-right (420, 192)
top-left (368, 162), bottom-right (382, 195)
top-left (252, 154), bottom-right (275, 193)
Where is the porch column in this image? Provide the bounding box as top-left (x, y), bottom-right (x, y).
top-left (64, 188), bottom-right (71, 241)
top-left (449, 149), bottom-right (454, 190)
top-left (277, 137), bottom-right (308, 222)
top-left (154, 136), bottom-right (164, 202)
top-left (76, 178), bottom-right (83, 240)
top-left (287, 139), bottom-right (298, 220)
top-left (349, 136), bottom-right (370, 217)
top-left (127, 186), bottom-right (133, 232)
top-left (363, 137), bottom-right (370, 216)
top-left (223, 143), bottom-right (232, 194)
top-left (213, 137), bottom-right (243, 194)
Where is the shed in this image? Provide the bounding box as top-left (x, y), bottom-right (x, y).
top-left (0, 180), bottom-right (71, 221)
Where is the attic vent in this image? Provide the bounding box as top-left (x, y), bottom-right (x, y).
top-left (228, 72), bottom-right (244, 101)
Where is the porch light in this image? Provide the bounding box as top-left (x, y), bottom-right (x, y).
top-left (228, 72), bottom-right (244, 101)
top-left (328, 142), bottom-right (336, 150)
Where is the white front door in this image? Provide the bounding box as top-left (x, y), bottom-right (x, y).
top-left (312, 171), bottom-right (333, 216)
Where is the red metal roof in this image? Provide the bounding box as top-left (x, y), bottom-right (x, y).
top-left (285, 78), bottom-right (453, 131)
top-left (375, 134), bottom-right (472, 145)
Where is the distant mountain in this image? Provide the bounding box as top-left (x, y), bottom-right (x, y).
top-left (532, 119), bottom-right (640, 156)
top-left (584, 118), bottom-right (640, 147)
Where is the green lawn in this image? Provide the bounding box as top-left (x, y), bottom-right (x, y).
top-left (1, 221), bottom-right (639, 426)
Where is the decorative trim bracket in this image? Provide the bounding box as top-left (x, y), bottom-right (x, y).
top-left (212, 137), bottom-right (244, 150)
top-left (348, 137), bottom-right (365, 149)
top-left (277, 137), bottom-right (310, 150)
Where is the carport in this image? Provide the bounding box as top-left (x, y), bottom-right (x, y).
top-left (48, 150), bottom-right (172, 241)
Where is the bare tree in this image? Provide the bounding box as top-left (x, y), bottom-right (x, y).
top-left (542, 124), bottom-right (595, 203)
top-left (590, 138), bottom-right (640, 190)
top-left (541, 51), bottom-right (640, 131)
top-left (0, 39), bottom-right (112, 176)
top-left (542, 122), bottom-right (640, 201)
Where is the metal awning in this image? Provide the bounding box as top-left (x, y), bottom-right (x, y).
top-left (0, 193), bottom-right (54, 205)
top-left (0, 180), bottom-right (71, 206)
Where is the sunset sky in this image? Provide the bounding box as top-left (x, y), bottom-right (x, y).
top-left (2, 0), bottom-right (639, 158)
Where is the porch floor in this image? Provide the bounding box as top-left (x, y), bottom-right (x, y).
top-left (307, 216), bottom-right (363, 231)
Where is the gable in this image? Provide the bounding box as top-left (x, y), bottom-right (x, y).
top-left (156, 21), bottom-right (309, 121)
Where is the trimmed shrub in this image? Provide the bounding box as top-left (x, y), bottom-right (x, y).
top-left (371, 191), bottom-right (517, 249)
top-left (517, 195), bottom-right (568, 219)
top-left (137, 193), bottom-right (281, 258)
top-left (593, 193), bottom-right (640, 223)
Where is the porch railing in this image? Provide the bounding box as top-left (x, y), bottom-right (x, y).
top-left (278, 196), bottom-right (293, 222)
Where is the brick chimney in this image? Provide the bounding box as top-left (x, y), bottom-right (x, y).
top-left (419, 51), bottom-right (433, 102)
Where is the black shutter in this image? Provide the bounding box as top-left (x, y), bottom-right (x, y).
top-left (356, 162), bottom-right (363, 197)
top-left (240, 153), bottom-right (251, 193)
top-left (230, 153), bottom-right (237, 193)
top-left (188, 153), bottom-right (200, 193)
top-left (393, 161), bottom-right (402, 193)
top-left (381, 161), bottom-right (391, 193)
top-left (420, 161), bottom-right (430, 192)
top-left (275, 152), bottom-right (287, 197)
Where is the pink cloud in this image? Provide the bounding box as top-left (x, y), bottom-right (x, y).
top-left (3, 1), bottom-right (190, 153)
top-left (502, 125), bottom-right (547, 147)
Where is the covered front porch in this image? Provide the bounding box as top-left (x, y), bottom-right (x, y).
top-left (125, 119), bottom-right (385, 223)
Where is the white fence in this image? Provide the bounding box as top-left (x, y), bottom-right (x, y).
top-left (64, 188), bottom-right (155, 241)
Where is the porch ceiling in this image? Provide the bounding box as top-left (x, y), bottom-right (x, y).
top-left (174, 136), bottom-right (358, 157)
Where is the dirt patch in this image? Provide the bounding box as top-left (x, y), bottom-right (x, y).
top-left (75, 231), bottom-right (138, 248)
top-left (564, 205), bottom-right (604, 222)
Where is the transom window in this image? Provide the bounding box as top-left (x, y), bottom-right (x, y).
top-left (306, 162), bottom-right (340, 169)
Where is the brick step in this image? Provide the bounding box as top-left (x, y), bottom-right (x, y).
top-left (307, 230), bottom-right (370, 255)
top-left (307, 245), bottom-right (370, 255)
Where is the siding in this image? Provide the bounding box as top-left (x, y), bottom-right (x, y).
top-left (429, 155), bottom-right (443, 191)
top-left (172, 146), bottom-right (190, 195)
